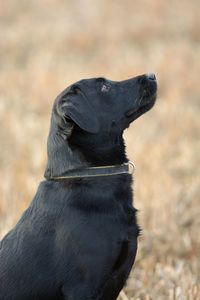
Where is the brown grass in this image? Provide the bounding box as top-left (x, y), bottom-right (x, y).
top-left (0, 0), bottom-right (200, 299)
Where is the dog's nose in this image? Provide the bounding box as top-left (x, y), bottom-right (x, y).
top-left (146, 73), bottom-right (156, 81)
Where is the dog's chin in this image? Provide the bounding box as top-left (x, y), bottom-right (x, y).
top-left (126, 93), bottom-right (157, 127)
top-left (138, 93), bottom-right (157, 114)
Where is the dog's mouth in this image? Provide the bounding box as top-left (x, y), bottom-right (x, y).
top-left (125, 75), bottom-right (157, 121)
top-left (125, 92), bottom-right (157, 121)
top-left (138, 89), bottom-right (157, 112)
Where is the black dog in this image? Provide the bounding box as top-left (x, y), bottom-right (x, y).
top-left (0, 73), bottom-right (157, 300)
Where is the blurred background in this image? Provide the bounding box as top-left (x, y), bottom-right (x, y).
top-left (0, 0), bottom-right (199, 299)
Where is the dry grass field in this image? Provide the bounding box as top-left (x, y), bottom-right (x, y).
top-left (0, 0), bottom-right (200, 299)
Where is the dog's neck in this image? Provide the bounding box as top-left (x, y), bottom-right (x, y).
top-left (44, 122), bottom-right (127, 179)
top-left (69, 127), bottom-right (127, 165)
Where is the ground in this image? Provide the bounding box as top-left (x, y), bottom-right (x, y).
top-left (0, 1), bottom-right (199, 299)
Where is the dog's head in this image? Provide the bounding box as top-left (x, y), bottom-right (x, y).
top-left (45, 74), bottom-right (157, 177)
top-left (53, 73), bottom-right (157, 137)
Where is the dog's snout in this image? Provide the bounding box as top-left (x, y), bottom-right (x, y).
top-left (146, 73), bottom-right (156, 81)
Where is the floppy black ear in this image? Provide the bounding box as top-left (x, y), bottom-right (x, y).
top-left (61, 92), bottom-right (100, 134)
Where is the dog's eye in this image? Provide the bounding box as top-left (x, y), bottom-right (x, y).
top-left (101, 84), bottom-right (110, 92)
top-left (96, 77), bottom-right (111, 92)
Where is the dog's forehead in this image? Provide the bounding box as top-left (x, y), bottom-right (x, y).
top-left (56, 76), bottom-right (141, 103)
top-left (66, 75), bottom-right (144, 90)
top-left (74, 77), bottom-right (107, 86)
top-left (73, 77), bottom-right (139, 89)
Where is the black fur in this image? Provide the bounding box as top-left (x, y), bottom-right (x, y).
top-left (0, 74), bottom-right (157, 299)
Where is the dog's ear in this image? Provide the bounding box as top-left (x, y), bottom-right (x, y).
top-left (58, 90), bottom-right (100, 134)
